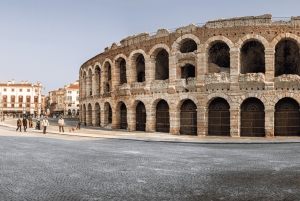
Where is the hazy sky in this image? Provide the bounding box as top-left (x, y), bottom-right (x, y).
top-left (0, 0), bottom-right (299, 95)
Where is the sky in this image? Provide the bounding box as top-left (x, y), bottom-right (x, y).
top-left (0, 0), bottom-right (300, 95)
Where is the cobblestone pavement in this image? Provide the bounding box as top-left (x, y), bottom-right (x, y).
top-left (0, 126), bottom-right (300, 200)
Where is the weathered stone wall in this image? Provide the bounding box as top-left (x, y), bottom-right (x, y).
top-left (79, 14), bottom-right (300, 137)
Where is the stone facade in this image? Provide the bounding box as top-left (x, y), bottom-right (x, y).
top-left (79, 14), bottom-right (300, 137)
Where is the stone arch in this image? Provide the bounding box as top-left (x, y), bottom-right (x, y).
top-left (155, 99), bottom-right (170, 133)
top-left (274, 38), bottom-right (300, 76)
top-left (82, 104), bottom-right (86, 124)
top-left (87, 68), bottom-right (93, 96)
top-left (103, 61), bottom-right (112, 93)
top-left (115, 101), bottom-right (128, 130)
top-left (270, 33), bottom-right (300, 49)
top-left (172, 34), bottom-right (201, 53)
top-left (240, 98), bottom-right (265, 137)
top-left (86, 103), bottom-right (93, 126)
top-left (180, 99), bottom-right (197, 135)
top-left (104, 102), bottom-right (112, 126)
top-left (208, 97), bottom-right (230, 136)
top-left (135, 100), bottom-right (147, 131)
top-left (236, 34), bottom-right (269, 49)
top-left (129, 50), bottom-right (147, 83)
top-left (149, 44), bottom-right (170, 57)
top-left (115, 56), bottom-right (127, 85)
top-left (81, 71), bottom-right (87, 98)
top-left (94, 65), bottom-right (101, 94)
top-left (181, 63), bottom-right (195, 79)
top-left (94, 102), bottom-right (101, 126)
top-left (240, 40), bottom-right (265, 74)
top-left (275, 97), bottom-right (300, 136)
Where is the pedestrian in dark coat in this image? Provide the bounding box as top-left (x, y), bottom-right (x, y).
top-left (16, 118), bottom-right (22, 132)
top-left (22, 117), bottom-right (27, 132)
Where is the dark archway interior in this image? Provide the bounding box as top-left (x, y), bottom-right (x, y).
top-left (120, 103), bottom-right (127, 129)
top-left (180, 100), bottom-right (197, 135)
top-left (107, 64), bottom-right (111, 81)
top-left (120, 59), bottom-right (127, 84)
top-left (208, 98), bottom-right (230, 136)
top-left (156, 100), bottom-right (170, 133)
top-left (208, 42), bottom-right (230, 68)
top-left (136, 55), bottom-right (145, 82)
top-left (95, 103), bottom-right (101, 126)
top-left (181, 64), bottom-right (195, 79)
top-left (241, 41), bottom-right (265, 74)
top-left (275, 40), bottom-right (300, 76)
top-left (136, 102), bottom-right (146, 131)
top-left (108, 105), bottom-right (112, 124)
top-left (155, 50), bottom-right (169, 80)
top-left (275, 98), bottom-right (300, 136)
top-left (241, 98), bottom-right (265, 137)
top-left (95, 66), bottom-right (101, 94)
top-left (180, 39), bottom-right (197, 53)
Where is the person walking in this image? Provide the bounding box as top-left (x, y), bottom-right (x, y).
top-left (22, 116), bottom-right (28, 132)
top-left (42, 117), bottom-right (49, 134)
top-left (16, 118), bottom-right (22, 132)
top-left (58, 117), bottom-right (65, 132)
top-left (28, 115), bottom-right (33, 128)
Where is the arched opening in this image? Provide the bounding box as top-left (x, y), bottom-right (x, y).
top-left (180, 39), bottom-right (197, 53)
top-left (87, 69), bottom-right (93, 96)
top-left (95, 66), bottom-right (101, 94)
top-left (106, 83), bottom-right (110, 93)
top-left (120, 103), bottom-right (127, 129)
top-left (136, 54), bottom-right (145, 82)
top-left (208, 42), bottom-right (230, 73)
top-left (82, 104), bottom-right (86, 124)
top-left (95, 103), bottom-right (101, 126)
top-left (107, 64), bottom-right (111, 81)
top-left (155, 49), bottom-right (169, 80)
top-left (180, 100), bottom-right (197, 135)
top-left (208, 98), bottom-right (230, 136)
top-left (241, 98), bottom-right (265, 137)
top-left (108, 105), bottom-right (112, 124)
top-left (241, 41), bottom-right (265, 74)
top-left (68, 109), bottom-right (71, 116)
top-left (119, 59), bottom-right (127, 84)
top-left (82, 72), bottom-right (87, 98)
top-left (136, 102), bottom-right (146, 131)
top-left (181, 64), bottom-right (195, 79)
top-left (275, 40), bottom-right (300, 76)
top-left (156, 100), bottom-right (170, 133)
top-left (104, 102), bottom-right (112, 126)
top-left (275, 98), bottom-right (300, 136)
top-left (87, 103), bottom-right (92, 126)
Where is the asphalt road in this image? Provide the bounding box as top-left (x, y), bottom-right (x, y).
top-left (0, 127), bottom-right (300, 200)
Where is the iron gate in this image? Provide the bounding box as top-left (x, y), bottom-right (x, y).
top-left (180, 100), bottom-right (197, 135)
top-left (120, 103), bottom-right (127, 129)
top-left (156, 100), bottom-right (170, 133)
top-left (275, 98), bottom-right (300, 136)
top-left (136, 102), bottom-right (146, 131)
top-left (241, 98), bottom-right (265, 137)
top-left (208, 98), bottom-right (230, 136)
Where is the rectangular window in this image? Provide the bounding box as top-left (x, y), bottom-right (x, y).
top-left (4, 88), bottom-right (6, 92)
top-left (19, 89), bottom-right (22, 92)
top-left (12, 88), bottom-right (14, 92)
top-left (27, 89), bottom-right (30, 92)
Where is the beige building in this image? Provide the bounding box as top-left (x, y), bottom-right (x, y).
top-left (0, 80), bottom-right (44, 119)
top-left (79, 14), bottom-right (300, 137)
top-left (48, 81), bottom-right (79, 118)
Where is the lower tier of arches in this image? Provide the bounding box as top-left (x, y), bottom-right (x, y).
top-left (80, 96), bottom-right (300, 137)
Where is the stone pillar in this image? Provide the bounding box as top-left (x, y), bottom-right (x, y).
top-left (127, 106), bottom-right (136, 131)
top-left (145, 57), bottom-right (155, 94)
top-left (100, 107), bottom-right (106, 127)
top-left (196, 45), bottom-right (206, 92)
top-left (145, 104), bottom-right (155, 132)
top-left (92, 109), bottom-right (96, 126)
top-left (230, 106), bottom-right (240, 137)
top-left (264, 48), bottom-right (275, 90)
top-left (197, 105), bottom-right (207, 136)
top-left (169, 109), bottom-right (180, 135)
top-left (168, 54), bottom-right (176, 94)
top-left (127, 60), bottom-right (135, 85)
top-left (111, 105), bottom-right (119, 130)
top-left (265, 107), bottom-right (275, 137)
top-left (230, 47), bottom-right (240, 91)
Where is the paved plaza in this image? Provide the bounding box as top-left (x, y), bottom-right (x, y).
top-left (0, 124), bottom-right (300, 200)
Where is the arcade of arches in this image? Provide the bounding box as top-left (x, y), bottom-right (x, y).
top-left (79, 14), bottom-right (300, 137)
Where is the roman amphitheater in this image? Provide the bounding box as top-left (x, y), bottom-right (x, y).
top-left (79, 14), bottom-right (300, 137)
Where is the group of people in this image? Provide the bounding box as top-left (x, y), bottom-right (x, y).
top-left (16, 116), bottom-right (81, 134)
